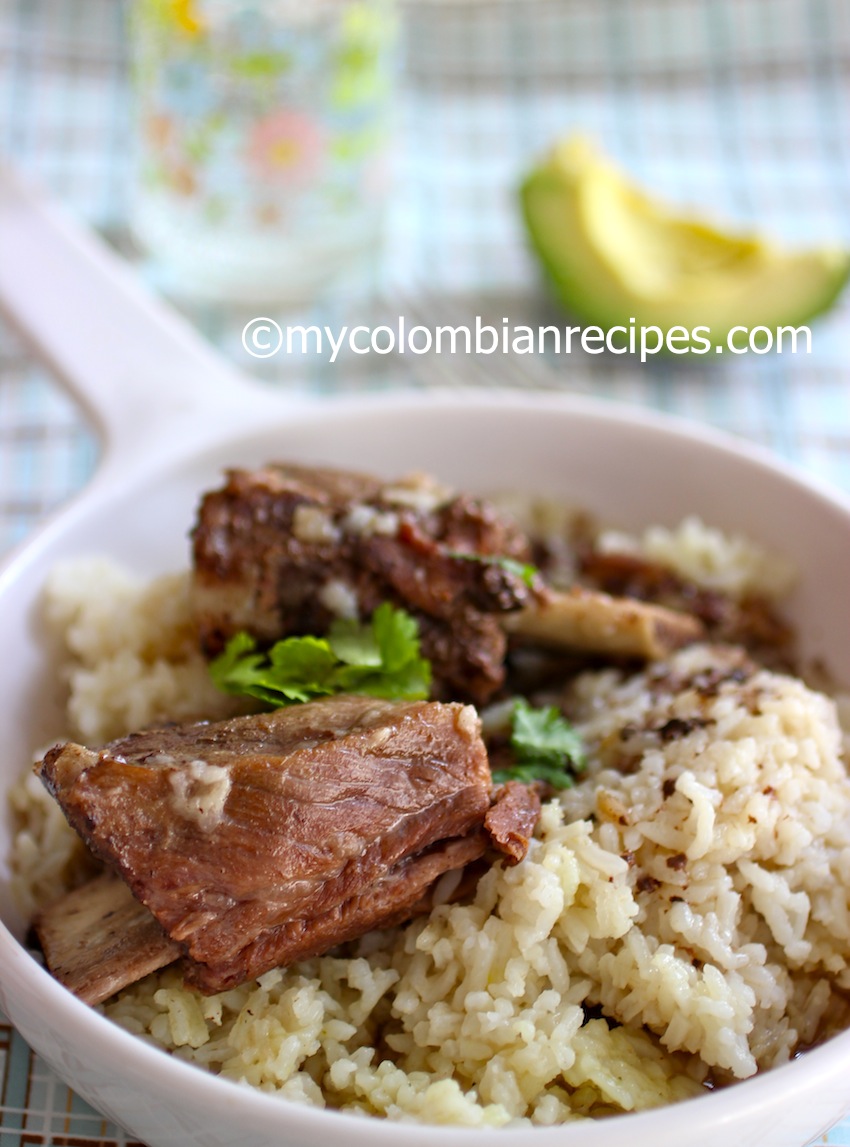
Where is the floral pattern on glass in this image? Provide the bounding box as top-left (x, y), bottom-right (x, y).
top-left (131, 0), bottom-right (396, 241)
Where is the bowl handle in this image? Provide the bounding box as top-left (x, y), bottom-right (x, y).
top-left (0, 164), bottom-right (285, 476)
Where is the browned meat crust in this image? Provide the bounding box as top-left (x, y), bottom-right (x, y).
top-left (190, 465), bottom-right (535, 705)
top-left (37, 696), bottom-right (541, 995)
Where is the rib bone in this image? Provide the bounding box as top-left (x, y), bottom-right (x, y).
top-left (33, 873), bottom-right (180, 1005)
top-left (504, 587), bottom-right (704, 660)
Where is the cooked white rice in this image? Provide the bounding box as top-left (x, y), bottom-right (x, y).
top-left (9, 524), bottom-right (850, 1127)
top-left (42, 557), bottom-right (246, 744)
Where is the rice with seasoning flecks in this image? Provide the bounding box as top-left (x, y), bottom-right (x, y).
top-left (9, 524), bottom-right (850, 1127)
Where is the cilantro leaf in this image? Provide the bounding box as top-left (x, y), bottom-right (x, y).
top-left (447, 551), bottom-right (539, 588)
top-left (511, 697), bottom-right (586, 768)
top-left (208, 604), bottom-right (431, 707)
top-left (334, 604), bottom-right (431, 699)
top-left (371, 601), bottom-right (423, 672)
top-left (491, 698), bottom-right (586, 789)
top-left (327, 618), bottom-right (382, 668)
top-left (208, 631), bottom-right (266, 693)
top-left (491, 760), bottom-right (579, 788)
top-left (265, 637), bottom-right (340, 702)
top-left (337, 654), bottom-right (432, 701)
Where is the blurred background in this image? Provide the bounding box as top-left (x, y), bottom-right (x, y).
top-left (1, 0), bottom-right (850, 549)
top-left (1, 1), bottom-right (850, 1140)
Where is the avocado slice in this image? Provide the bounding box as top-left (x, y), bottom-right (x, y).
top-left (520, 137), bottom-right (850, 349)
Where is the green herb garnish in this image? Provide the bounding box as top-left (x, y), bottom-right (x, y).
top-left (492, 697), bottom-right (586, 789)
top-left (448, 551), bottom-right (539, 588)
top-left (209, 603), bottom-right (431, 706)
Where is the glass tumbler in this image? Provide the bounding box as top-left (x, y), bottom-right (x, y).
top-left (129, 0), bottom-right (397, 305)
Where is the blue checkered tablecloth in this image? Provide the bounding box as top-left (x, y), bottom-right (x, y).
top-left (1, 1), bottom-right (849, 1143)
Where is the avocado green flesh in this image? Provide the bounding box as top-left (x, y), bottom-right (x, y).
top-left (521, 150), bottom-right (850, 347)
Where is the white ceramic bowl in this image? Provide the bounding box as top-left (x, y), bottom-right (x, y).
top-left (2, 174), bottom-right (850, 1147)
top-left (3, 389), bottom-right (850, 1147)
